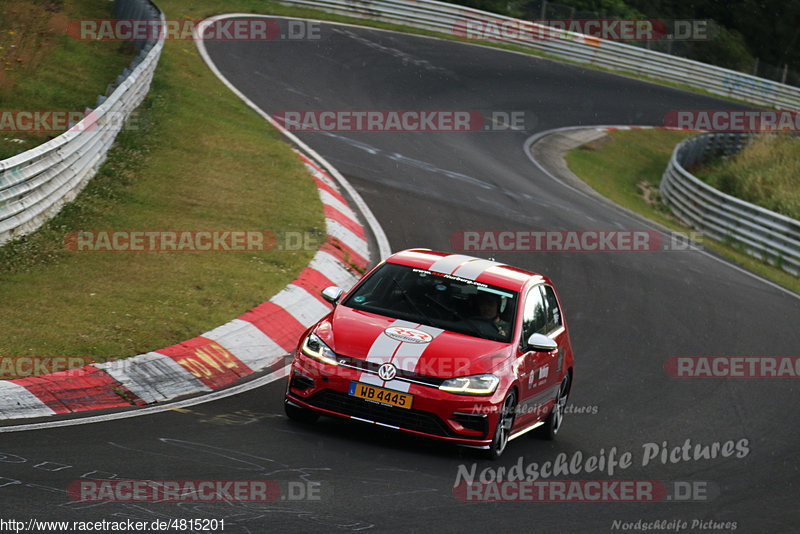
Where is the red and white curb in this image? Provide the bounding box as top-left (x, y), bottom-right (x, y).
top-left (0, 14), bottom-right (393, 422)
top-left (0, 154), bottom-right (372, 420)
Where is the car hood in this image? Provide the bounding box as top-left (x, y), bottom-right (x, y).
top-left (314, 305), bottom-right (512, 378)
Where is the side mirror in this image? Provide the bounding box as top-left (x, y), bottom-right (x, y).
top-left (526, 333), bottom-right (557, 352)
top-left (321, 286), bottom-right (344, 305)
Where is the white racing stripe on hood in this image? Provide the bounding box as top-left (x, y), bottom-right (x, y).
top-left (451, 258), bottom-right (501, 280)
top-left (358, 321), bottom-right (444, 393)
top-left (358, 319), bottom-right (417, 387)
top-left (428, 254), bottom-right (473, 275)
top-left (382, 324), bottom-right (444, 392)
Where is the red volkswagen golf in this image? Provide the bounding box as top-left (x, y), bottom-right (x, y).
top-left (284, 249), bottom-right (575, 458)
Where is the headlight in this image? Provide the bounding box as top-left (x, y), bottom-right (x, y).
top-left (439, 374), bottom-right (499, 395)
top-left (301, 333), bottom-right (338, 366)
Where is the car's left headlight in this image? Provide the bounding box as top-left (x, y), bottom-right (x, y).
top-left (439, 374), bottom-right (499, 395)
top-left (300, 332), bottom-right (339, 366)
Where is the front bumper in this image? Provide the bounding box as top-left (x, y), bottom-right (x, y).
top-left (285, 352), bottom-right (505, 447)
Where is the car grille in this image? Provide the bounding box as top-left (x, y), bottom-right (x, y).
top-left (335, 354), bottom-right (445, 388)
top-left (304, 389), bottom-right (456, 438)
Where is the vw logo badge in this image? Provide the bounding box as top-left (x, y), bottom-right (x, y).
top-left (378, 363), bottom-right (397, 381)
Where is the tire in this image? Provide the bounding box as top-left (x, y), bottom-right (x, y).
top-left (485, 390), bottom-right (517, 460)
top-left (284, 399), bottom-right (319, 424)
top-left (537, 373), bottom-right (571, 440)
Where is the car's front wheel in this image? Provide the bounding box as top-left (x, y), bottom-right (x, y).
top-left (284, 399), bottom-right (320, 424)
top-left (486, 390), bottom-right (517, 459)
top-left (537, 373), bottom-right (571, 440)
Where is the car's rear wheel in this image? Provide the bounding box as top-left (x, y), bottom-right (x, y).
top-left (537, 373), bottom-right (571, 440)
top-left (486, 390), bottom-right (517, 459)
top-left (284, 399), bottom-right (319, 424)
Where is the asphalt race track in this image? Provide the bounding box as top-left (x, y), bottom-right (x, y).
top-left (2, 18), bottom-right (799, 533)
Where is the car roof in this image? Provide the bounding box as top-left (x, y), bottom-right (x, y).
top-left (385, 249), bottom-right (544, 292)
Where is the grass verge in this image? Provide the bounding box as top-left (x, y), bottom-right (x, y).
top-left (0, 0), bottom-right (137, 160)
top-left (0, 0), bottom-right (770, 360)
top-left (692, 134), bottom-right (800, 221)
top-left (0, 1), bottom-right (328, 360)
top-left (565, 129), bottom-right (800, 295)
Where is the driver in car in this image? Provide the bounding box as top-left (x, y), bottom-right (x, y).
top-left (475, 292), bottom-right (510, 338)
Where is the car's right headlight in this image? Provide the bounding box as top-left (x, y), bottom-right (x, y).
top-left (439, 374), bottom-right (499, 395)
top-left (301, 333), bottom-right (339, 366)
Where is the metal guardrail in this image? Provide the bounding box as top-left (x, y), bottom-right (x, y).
top-left (660, 133), bottom-right (800, 276)
top-left (279, 0), bottom-right (800, 110)
top-left (280, 0), bottom-right (800, 275)
top-left (5, 0), bottom-right (799, 273)
top-left (0, 0), bottom-right (164, 247)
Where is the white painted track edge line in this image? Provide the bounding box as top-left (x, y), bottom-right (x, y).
top-left (0, 364), bottom-right (291, 433)
top-left (1, 16), bottom-right (390, 428)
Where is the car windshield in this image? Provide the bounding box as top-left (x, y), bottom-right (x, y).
top-left (340, 262), bottom-right (518, 343)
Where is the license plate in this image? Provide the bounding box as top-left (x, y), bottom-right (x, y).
top-left (349, 382), bottom-right (413, 409)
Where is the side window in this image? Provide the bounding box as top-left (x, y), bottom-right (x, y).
top-left (521, 286), bottom-right (547, 343)
top-left (541, 285), bottom-right (563, 333)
